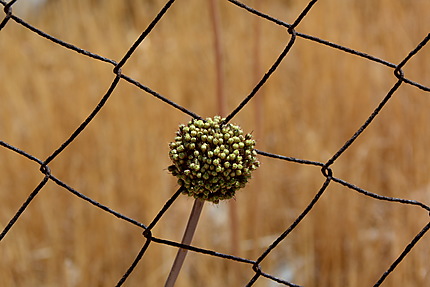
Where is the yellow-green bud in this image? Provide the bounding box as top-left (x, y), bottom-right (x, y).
top-left (168, 116), bottom-right (260, 204)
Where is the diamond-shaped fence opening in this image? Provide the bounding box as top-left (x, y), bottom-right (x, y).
top-left (1, 0), bottom-right (429, 286)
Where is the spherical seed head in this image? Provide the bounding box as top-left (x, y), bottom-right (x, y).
top-left (168, 116), bottom-right (260, 204)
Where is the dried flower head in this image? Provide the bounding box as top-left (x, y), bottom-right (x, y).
top-left (168, 116), bottom-right (260, 204)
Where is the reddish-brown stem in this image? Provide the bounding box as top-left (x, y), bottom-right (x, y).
top-left (164, 199), bottom-right (204, 287)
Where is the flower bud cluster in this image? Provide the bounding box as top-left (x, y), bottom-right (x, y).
top-left (168, 116), bottom-right (260, 203)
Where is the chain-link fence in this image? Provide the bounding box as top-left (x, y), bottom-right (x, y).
top-left (1, 0), bottom-right (429, 286)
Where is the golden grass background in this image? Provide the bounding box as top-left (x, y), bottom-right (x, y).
top-left (1, 0), bottom-right (429, 286)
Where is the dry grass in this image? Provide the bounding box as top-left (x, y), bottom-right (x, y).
top-left (1, 0), bottom-right (429, 286)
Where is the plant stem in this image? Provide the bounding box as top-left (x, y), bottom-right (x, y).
top-left (208, 0), bottom-right (241, 259)
top-left (164, 199), bottom-right (204, 287)
top-left (209, 0), bottom-right (225, 117)
top-left (165, 1), bottom-right (225, 285)
top-left (251, 0), bottom-right (263, 258)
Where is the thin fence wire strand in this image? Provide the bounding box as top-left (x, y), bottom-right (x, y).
top-left (1, 0), bottom-right (430, 286)
top-left (373, 222), bottom-right (430, 287)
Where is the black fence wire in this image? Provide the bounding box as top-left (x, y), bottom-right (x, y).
top-left (1, 0), bottom-right (430, 286)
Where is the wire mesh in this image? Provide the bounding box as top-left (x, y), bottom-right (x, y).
top-left (1, 0), bottom-right (429, 286)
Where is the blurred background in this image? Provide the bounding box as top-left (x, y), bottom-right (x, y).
top-left (1, 0), bottom-right (429, 286)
